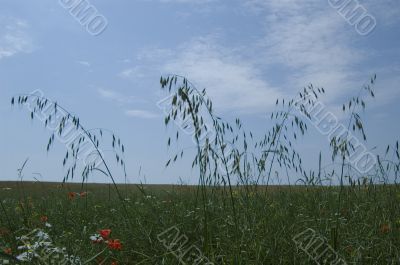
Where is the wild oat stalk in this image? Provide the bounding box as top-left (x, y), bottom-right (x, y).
top-left (329, 75), bottom-right (377, 250)
top-left (159, 75), bottom-right (326, 261)
top-left (11, 94), bottom-right (133, 228)
top-left (160, 75), bottom-right (242, 257)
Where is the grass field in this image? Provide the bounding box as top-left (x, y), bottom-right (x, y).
top-left (4, 77), bottom-right (400, 264)
top-left (0, 181), bottom-right (399, 264)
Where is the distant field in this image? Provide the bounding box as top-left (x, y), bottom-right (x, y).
top-left (0, 181), bottom-right (399, 264)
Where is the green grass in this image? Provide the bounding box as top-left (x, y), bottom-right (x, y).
top-left (0, 181), bottom-right (399, 264)
top-left (7, 74), bottom-right (397, 264)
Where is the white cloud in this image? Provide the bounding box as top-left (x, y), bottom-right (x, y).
top-left (125, 109), bottom-right (159, 119)
top-left (76, 60), bottom-right (91, 67)
top-left (97, 88), bottom-right (142, 104)
top-left (162, 37), bottom-right (283, 113)
top-left (244, 0), bottom-right (378, 104)
top-left (246, 0), bottom-right (400, 117)
top-left (120, 0), bottom-right (400, 114)
top-left (118, 66), bottom-right (146, 79)
top-left (0, 17), bottom-right (33, 60)
top-left (125, 36), bottom-right (284, 113)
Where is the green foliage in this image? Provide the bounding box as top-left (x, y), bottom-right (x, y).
top-left (0, 183), bottom-right (400, 264)
top-left (11, 94), bottom-right (126, 183)
top-left (5, 74), bottom-right (400, 264)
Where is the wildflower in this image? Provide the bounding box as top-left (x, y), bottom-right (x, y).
top-left (89, 234), bottom-right (103, 243)
top-left (68, 192), bottom-right (76, 200)
top-left (107, 239), bottom-right (122, 250)
top-left (111, 261), bottom-right (118, 265)
top-left (99, 229), bottom-right (111, 239)
top-left (80, 192), bottom-right (87, 197)
top-left (40, 216), bottom-right (48, 223)
top-left (4, 248), bottom-right (12, 254)
top-left (380, 224), bottom-right (390, 234)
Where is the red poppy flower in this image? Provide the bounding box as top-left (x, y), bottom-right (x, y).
top-left (4, 248), bottom-right (11, 255)
top-left (107, 239), bottom-right (122, 251)
top-left (68, 192), bottom-right (76, 200)
top-left (40, 215), bottom-right (48, 222)
top-left (380, 224), bottom-right (390, 234)
top-left (99, 229), bottom-right (111, 239)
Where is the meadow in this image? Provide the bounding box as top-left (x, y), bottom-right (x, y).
top-left (0, 181), bottom-right (399, 264)
top-left (2, 75), bottom-right (400, 264)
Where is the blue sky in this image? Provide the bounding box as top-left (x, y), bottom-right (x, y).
top-left (0, 0), bottom-right (399, 184)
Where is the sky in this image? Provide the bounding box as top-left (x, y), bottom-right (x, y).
top-left (0, 0), bottom-right (399, 184)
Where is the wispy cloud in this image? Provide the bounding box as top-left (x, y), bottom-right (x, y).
top-left (247, 1), bottom-right (364, 99)
top-left (162, 37), bottom-right (283, 113)
top-left (97, 88), bottom-right (142, 104)
top-left (243, 0), bottom-right (400, 109)
top-left (121, 36), bottom-right (284, 113)
top-left (125, 109), bottom-right (159, 119)
top-left (0, 17), bottom-right (33, 60)
top-left (246, 0), bottom-right (400, 113)
top-left (119, 0), bottom-right (400, 114)
top-left (118, 66), bottom-right (146, 79)
top-left (76, 60), bottom-right (91, 67)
